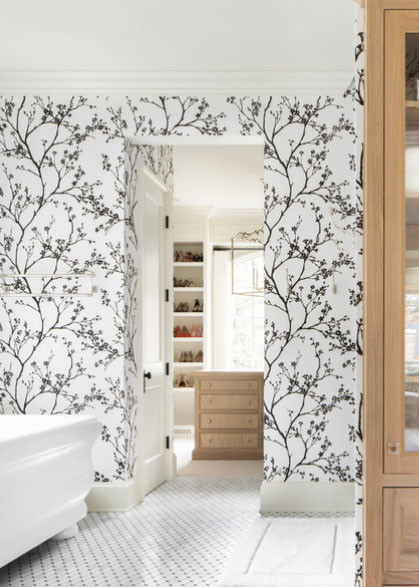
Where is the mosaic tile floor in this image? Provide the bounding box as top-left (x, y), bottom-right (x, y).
top-left (0, 478), bottom-right (262, 587)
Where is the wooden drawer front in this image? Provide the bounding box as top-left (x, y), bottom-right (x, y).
top-left (384, 488), bottom-right (419, 572)
top-left (199, 378), bottom-right (259, 391)
top-left (200, 413), bottom-right (258, 430)
top-left (200, 432), bottom-right (258, 449)
top-left (200, 393), bottom-right (258, 411)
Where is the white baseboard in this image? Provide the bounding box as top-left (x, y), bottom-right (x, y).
top-left (86, 479), bottom-right (141, 512)
top-left (260, 481), bottom-right (355, 514)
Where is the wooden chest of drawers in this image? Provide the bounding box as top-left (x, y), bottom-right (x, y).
top-left (192, 371), bottom-right (263, 460)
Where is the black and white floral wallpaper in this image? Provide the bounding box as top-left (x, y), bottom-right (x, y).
top-left (0, 91), bottom-right (361, 578)
top-left (353, 5), bottom-right (364, 585)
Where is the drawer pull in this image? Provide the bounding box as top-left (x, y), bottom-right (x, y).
top-left (208, 418), bottom-right (212, 424)
top-left (208, 438), bottom-right (213, 443)
top-left (246, 400), bottom-right (251, 405)
top-left (246, 438), bottom-right (251, 443)
top-left (247, 383), bottom-right (251, 388)
top-left (207, 399), bottom-right (212, 404)
top-left (207, 383), bottom-right (212, 388)
top-left (247, 418), bottom-right (252, 424)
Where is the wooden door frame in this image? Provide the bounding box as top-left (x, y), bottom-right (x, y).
top-left (364, 1), bottom-right (384, 584)
top-left (365, 1), bottom-right (419, 585)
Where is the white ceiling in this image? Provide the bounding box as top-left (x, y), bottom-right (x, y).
top-left (173, 145), bottom-right (264, 209)
top-left (0, 0), bottom-right (355, 94)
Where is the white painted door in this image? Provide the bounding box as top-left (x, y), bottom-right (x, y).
top-left (137, 165), bottom-right (172, 496)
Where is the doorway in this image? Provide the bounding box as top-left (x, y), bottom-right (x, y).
top-left (171, 144), bottom-right (265, 478)
top-left (133, 138), bottom-right (265, 495)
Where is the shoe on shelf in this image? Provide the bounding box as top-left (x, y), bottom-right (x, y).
top-left (179, 351), bottom-right (187, 362)
top-left (192, 299), bottom-right (203, 312)
top-left (186, 351), bottom-right (193, 362)
top-left (191, 324), bottom-right (196, 337)
top-left (174, 326), bottom-right (181, 337)
top-left (181, 326), bottom-right (190, 337)
top-left (174, 374), bottom-right (192, 388)
top-left (184, 251), bottom-right (194, 262)
top-left (195, 325), bottom-right (203, 337)
top-left (175, 302), bottom-right (189, 312)
top-left (194, 350), bottom-right (203, 363)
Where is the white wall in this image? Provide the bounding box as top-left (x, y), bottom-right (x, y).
top-left (1, 0), bottom-right (353, 70)
top-left (174, 145), bottom-right (264, 209)
top-left (0, 0), bottom-right (354, 94)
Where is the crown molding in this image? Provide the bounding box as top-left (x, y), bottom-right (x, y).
top-left (0, 69), bottom-right (353, 96)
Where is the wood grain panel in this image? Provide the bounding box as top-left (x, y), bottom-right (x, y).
top-left (383, 572), bottom-right (419, 584)
top-left (364, 0), bottom-right (385, 585)
top-left (200, 432), bottom-right (258, 449)
top-left (199, 413), bottom-right (258, 430)
top-left (199, 393), bottom-right (258, 411)
top-left (199, 378), bottom-right (259, 391)
top-left (384, 488), bottom-right (419, 572)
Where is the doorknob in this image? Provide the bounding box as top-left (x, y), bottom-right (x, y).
top-left (143, 371), bottom-right (152, 393)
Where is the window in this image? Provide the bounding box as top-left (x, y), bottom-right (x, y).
top-left (213, 249), bottom-right (264, 370)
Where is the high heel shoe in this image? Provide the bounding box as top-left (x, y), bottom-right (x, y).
top-left (174, 326), bottom-right (181, 337)
top-left (179, 351), bottom-right (187, 362)
top-left (194, 350), bottom-right (203, 363)
top-left (181, 326), bottom-right (190, 337)
top-left (174, 374), bottom-right (183, 387)
top-left (175, 302), bottom-right (189, 312)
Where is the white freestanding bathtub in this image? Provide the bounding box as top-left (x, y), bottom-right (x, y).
top-left (0, 415), bottom-right (101, 568)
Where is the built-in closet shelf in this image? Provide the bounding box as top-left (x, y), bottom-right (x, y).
top-left (173, 362), bottom-right (204, 367)
top-left (173, 312), bottom-right (204, 317)
top-left (173, 287), bottom-right (204, 292)
top-left (173, 262), bottom-right (204, 267)
top-left (173, 337), bottom-right (204, 342)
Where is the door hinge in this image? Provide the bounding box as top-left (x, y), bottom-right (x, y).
top-left (165, 215), bottom-right (169, 229)
top-left (166, 362), bottom-right (170, 376)
top-left (166, 435), bottom-right (170, 449)
top-left (165, 289), bottom-right (169, 302)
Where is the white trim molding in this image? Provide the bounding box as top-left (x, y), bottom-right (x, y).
top-left (0, 69), bottom-right (353, 96)
top-left (260, 481), bottom-right (355, 513)
top-left (86, 479), bottom-right (141, 512)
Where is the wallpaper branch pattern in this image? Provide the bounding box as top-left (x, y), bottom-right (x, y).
top-left (229, 96), bottom-right (357, 482)
top-left (0, 95), bottom-right (357, 496)
top-left (353, 5), bottom-right (365, 585)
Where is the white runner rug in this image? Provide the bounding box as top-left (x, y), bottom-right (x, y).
top-left (217, 516), bottom-right (354, 587)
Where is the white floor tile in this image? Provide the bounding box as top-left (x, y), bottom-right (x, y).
top-left (0, 478), bottom-right (261, 587)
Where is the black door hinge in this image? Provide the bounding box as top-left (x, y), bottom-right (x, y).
top-left (165, 362), bottom-right (170, 376)
top-left (165, 289), bottom-right (169, 302)
top-left (166, 436), bottom-right (170, 449)
top-left (165, 215), bottom-right (169, 229)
